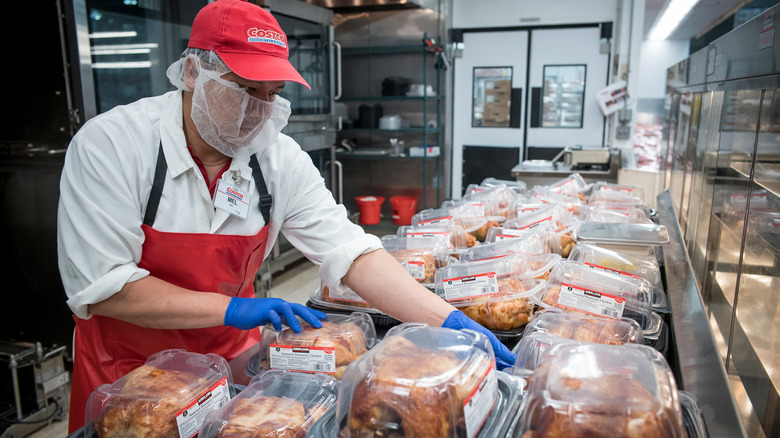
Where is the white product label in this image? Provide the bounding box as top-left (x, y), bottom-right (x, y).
top-left (401, 260), bottom-right (426, 280)
top-left (558, 283), bottom-right (626, 319)
top-left (175, 376), bottom-right (231, 438)
top-left (463, 366), bottom-right (497, 438)
top-left (269, 344), bottom-right (336, 374)
top-left (517, 216), bottom-right (554, 232)
top-left (585, 262), bottom-right (641, 279)
top-left (494, 229), bottom-right (527, 241)
top-left (417, 215), bottom-right (454, 227)
top-left (443, 272), bottom-right (499, 301)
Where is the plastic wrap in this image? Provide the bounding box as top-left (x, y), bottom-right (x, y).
top-left (516, 343), bottom-right (684, 437)
top-left (85, 349), bottom-right (234, 438)
top-left (533, 260), bottom-right (662, 340)
top-left (380, 235), bottom-right (450, 287)
top-left (199, 370), bottom-right (338, 438)
top-left (247, 312), bottom-right (376, 379)
top-left (337, 323), bottom-right (498, 437)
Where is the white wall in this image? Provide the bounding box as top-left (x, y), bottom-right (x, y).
top-left (453, 0), bottom-right (619, 28)
top-left (636, 40), bottom-right (690, 99)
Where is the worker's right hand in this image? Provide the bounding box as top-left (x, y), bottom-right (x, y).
top-left (224, 297), bottom-right (328, 332)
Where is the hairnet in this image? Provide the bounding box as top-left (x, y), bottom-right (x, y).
top-left (166, 49), bottom-right (231, 91)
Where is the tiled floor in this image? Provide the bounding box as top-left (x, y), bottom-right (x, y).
top-left (26, 259), bottom-right (320, 437)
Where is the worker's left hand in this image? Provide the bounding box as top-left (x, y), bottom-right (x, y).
top-left (442, 310), bottom-right (517, 371)
top-left (224, 297), bottom-right (328, 332)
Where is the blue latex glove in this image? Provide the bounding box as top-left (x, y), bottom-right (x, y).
top-left (224, 297), bottom-right (328, 332)
top-left (442, 310), bottom-right (517, 370)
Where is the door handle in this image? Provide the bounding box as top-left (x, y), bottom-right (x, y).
top-left (333, 41), bottom-right (342, 101)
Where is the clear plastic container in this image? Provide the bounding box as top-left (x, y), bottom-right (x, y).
top-left (568, 243), bottom-right (667, 311)
top-left (679, 390), bottom-right (708, 438)
top-left (546, 172), bottom-right (588, 197)
top-left (591, 181), bottom-right (645, 202)
top-left (480, 177), bottom-right (528, 194)
top-left (411, 207), bottom-right (456, 228)
top-left (503, 204), bottom-right (568, 235)
top-left (460, 235), bottom-right (562, 281)
top-left (86, 349), bottom-right (233, 438)
top-left (380, 235), bottom-right (449, 286)
top-left (248, 312), bottom-right (377, 379)
top-left (440, 200), bottom-right (500, 241)
top-left (511, 331), bottom-right (585, 375)
top-left (397, 223), bottom-right (474, 250)
top-left (524, 308), bottom-right (645, 346)
top-left (533, 260), bottom-right (662, 339)
top-left (585, 208), bottom-right (655, 224)
top-left (588, 200), bottom-right (650, 218)
top-left (516, 342), bottom-right (684, 437)
top-left (337, 323), bottom-right (498, 437)
top-left (309, 283), bottom-right (376, 312)
top-left (434, 255), bottom-right (542, 331)
top-left (462, 183), bottom-right (520, 219)
top-left (199, 369), bottom-right (338, 438)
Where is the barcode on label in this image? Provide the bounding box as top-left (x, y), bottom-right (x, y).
top-left (313, 363), bottom-right (333, 372)
top-left (481, 287), bottom-right (493, 294)
top-left (601, 308), bottom-right (620, 318)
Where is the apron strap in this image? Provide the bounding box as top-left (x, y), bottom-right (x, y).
top-left (143, 143), bottom-right (273, 226)
top-left (143, 141), bottom-right (167, 227)
top-left (248, 154), bottom-right (272, 225)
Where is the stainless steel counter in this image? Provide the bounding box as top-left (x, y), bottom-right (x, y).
top-left (510, 152), bottom-right (620, 187)
top-left (656, 189), bottom-right (747, 437)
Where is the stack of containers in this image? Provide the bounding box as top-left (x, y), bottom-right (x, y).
top-left (585, 181), bottom-right (654, 224)
top-left (400, 207), bottom-right (476, 256)
top-left (490, 203), bottom-right (578, 257)
top-left (433, 254), bottom-right (545, 347)
top-left (380, 235), bottom-right (450, 290)
top-left (199, 370), bottom-right (338, 438)
top-left (245, 312), bottom-right (377, 380)
top-left (529, 260), bottom-right (668, 356)
top-left (315, 323), bottom-right (521, 438)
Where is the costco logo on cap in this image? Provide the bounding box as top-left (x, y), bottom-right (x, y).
top-left (247, 28), bottom-right (287, 48)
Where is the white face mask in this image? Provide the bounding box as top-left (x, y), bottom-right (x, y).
top-left (190, 67), bottom-right (291, 159)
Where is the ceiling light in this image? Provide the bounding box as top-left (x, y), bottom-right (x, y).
top-left (92, 61), bottom-right (152, 69)
top-left (89, 31), bottom-right (138, 39)
top-left (648, 0), bottom-right (699, 40)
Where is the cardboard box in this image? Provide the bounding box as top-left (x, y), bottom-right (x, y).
top-left (486, 79), bottom-right (511, 92)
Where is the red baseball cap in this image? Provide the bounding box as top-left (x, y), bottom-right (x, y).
top-left (187, 0), bottom-right (310, 89)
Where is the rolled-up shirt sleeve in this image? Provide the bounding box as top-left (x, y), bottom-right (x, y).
top-left (58, 120), bottom-right (151, 319)
top-left (275, 148), bottom-right (381, 293)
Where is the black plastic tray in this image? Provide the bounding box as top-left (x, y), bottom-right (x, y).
top-left (306, 299), bottom-right (401, 327)
top-left (306, 370), bottom-right (521, 438)
top-left (492, 325), bottom-right (526, 351)
top-left (645, 316), bottom-right (670, 358)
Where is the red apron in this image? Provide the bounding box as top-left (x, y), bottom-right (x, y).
top-left (68, 146), bottom-right (272, 433)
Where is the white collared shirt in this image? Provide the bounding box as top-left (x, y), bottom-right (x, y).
top-left (58, 90), bottom-right (380, 318)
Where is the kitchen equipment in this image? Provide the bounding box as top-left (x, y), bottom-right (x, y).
top-left (358, 103), bottom-right (383, 129)
top-left (564, 148), bottom-right (611, 170)
top-left (379, 115), bottom-right (402, 130)
top-left (382, 76), bottom-right (411, 96)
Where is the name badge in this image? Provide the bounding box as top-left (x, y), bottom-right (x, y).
top-left (214, 173), bottom-right (250, 219)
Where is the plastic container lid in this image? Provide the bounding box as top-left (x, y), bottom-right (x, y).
top-left (198, 369), bottom-right (338, 438)
top-left (526, 308), bottom-right (645, 345)
top-left (480, 177), bottom-right (528, 194)
top-left (511, 331), bottom-right (587, 376)
top-left (336, 323), bottom-right (498, 438)
top-left (575, 222), bottom-right (670, 246)
top-left (502, 204), bottom-right (568, 235)
top-left (86, 349), bottom-right (233, 438)
top-left (311, 370), bottom-right (522, 438)
top-left (591, 181), bottom-right (645, 202)
top-left (544, 173), bottom-right (589, 195)
top-left (461, 183), bottom-right (519, 219)
top-left (248, 312), bottom-right (377, 379)
top-left (585, 207), bottom-right (654, 224)
top-left (411, 207), bottom-right (456, 228)
top-left (397, 223), bottom-right (474, 250)
top-left (516, 342), bottom-right (685, 438)
top-left (568, 243), bottom-right (667, 311)
top-left (679, 390), bottom-right (708, 438)
top-left (532, 260), bottom-right (662, 339)
top-left (380, 235), bottom-right (449, 287)
top-left (309, 283), bottom-right (380, 313)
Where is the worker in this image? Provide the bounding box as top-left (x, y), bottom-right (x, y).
top-left (57, 0), bottom-right (516, 432)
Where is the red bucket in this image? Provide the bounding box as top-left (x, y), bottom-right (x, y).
top-left (355, 196), bottom-right (385, 225)
top-left (390, 196), bottom-right (418, 225)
